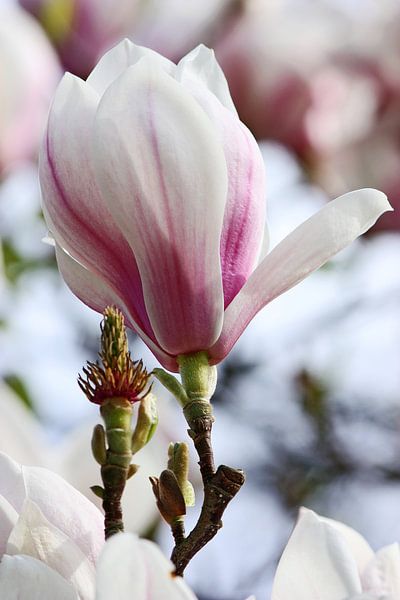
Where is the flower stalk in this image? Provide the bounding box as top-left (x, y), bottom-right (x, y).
top-left (154, 352), bottom-right (245, 576)
top-left (79, 306), bottom-right (154, 539)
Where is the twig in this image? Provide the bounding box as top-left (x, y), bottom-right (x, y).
top-left (171, 400), bottom-right (245, 575)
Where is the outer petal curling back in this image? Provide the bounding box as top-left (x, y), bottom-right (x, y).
top-left (210, 189), bottom-right (392, 362)
top-left (93, 60), bottom-right (228, 355)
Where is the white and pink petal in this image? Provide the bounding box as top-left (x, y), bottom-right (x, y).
top-left (40, 72), bottom-right (153, 339)
top-left (211, 189), bottom-right (392, 362)
top-left (55, 245), bottom-right (178, 371)
top-left (177, 50), bottom-right (266, 307)
top-left (93, 60), bottom-right (228, 356)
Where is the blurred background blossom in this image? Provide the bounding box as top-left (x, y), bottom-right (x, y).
top-left (0, 0), bottom-right (400, 598)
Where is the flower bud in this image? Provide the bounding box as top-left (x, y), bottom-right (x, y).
top-left (168, 442), bottom-right (195, 507)
top-left (91, 424), bottom-right (107, 465)
top-left (150, 470), bottom-right (186, 525)
top-left (131, 393), bottom-right (158, 455)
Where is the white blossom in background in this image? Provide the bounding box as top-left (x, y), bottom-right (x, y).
top-left (96, 533), bottom-right (196, 600)
top-left (0, 453), bottom-right (210, 599)
top-left (272, 508), bottom-right (400, 599)
top-left (0, 452), bottom-right (103, 599)
top-left (0, 382), bottom-right (173, 535)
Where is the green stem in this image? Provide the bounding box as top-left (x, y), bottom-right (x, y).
top-left (100, 398), bottom-right (133, 539)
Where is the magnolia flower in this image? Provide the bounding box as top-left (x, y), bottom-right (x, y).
top-left (0, 6), bottom-right (60, 175)
top-left (0, 451), bottom-right (104, 599)
top-left (272, 508), bottom-right (400, 600)
top-left (40, 39), bottom-right (391, 372)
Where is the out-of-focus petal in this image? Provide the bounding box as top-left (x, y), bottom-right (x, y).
top-left (0, 554), bottom-right (78, 599)
top-left (211, 189), bottom-right (392, 362)
top-left (362, 543), bottom-right (400, 598)
top-left (0, 382), bottom-right (47, 467)
top-left (7, 499), bottom-right (95, 600)
top-left (0, 453), bottom-right (26, 513)
top-left (87, 38), bottom-right (174, 95)
top-left (346, 595), bottom-right (377, 600)
top-left (40, 72), bottom-right (154, 340)
top-left (0, 452), bottom-right (105, 566)
top-left (93, 60), bottom-right (228, 355)
top-left (55, 245), bottom-right (178, 371)
top-left (271, 509), bottom-right (362, 600)
top-left (177, 45), bottom-right (237, 114)
top-left (22, 464), bottom-right (104, 566)
top-left (319, 512), bottom-right (374, 576)
top-left (0, 495), bottom-right (18, 557)
top-left (177, 50), bottom-right (266, 307)
top-left (96, 533), bottom-right (197, 600)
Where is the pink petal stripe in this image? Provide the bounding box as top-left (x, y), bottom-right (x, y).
top-left (210, 189), bottom-right (392, 362)
top-left (93, 60), bottom-right (228, 356)
top-left (176, 50), bottom-right (266, 307)
top-left (55, 245), bottom-right (178, 371)
top-left (219, 119), bottom-right (266, 306)
top-left (39, 73), bottom-right (154, 340)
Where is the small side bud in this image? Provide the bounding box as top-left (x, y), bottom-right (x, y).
top-left (91, 424), bottom-right (107, 465)
top-left (131, 392), bottom-right (158, 454)
top-left (168, 442), bottom-right (195, 507)
top-left (153, 368), bottom-right (188, 406)
top-left (127, 464), bottom-right (139, 479)
top-left (150, 470), bottom-right (186, 524)
top-left (90, 485), bottom-right (104, 499)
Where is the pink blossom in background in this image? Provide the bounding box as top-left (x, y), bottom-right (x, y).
top-left (0, 6), bottom-right (60, 176)
top-left (20, 0), bottom-right (141, 77)
top-left (272, 508), bottom-right (400, 600)
top-left (40, 40), bottom-right (391, 372)
top-left (214, 1), bottom-right (386, 157)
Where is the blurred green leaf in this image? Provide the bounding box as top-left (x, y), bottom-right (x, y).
top-left (1, 238), bottom-right (56, 284)
top-left (3, 374), bottom-right (35, 412)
